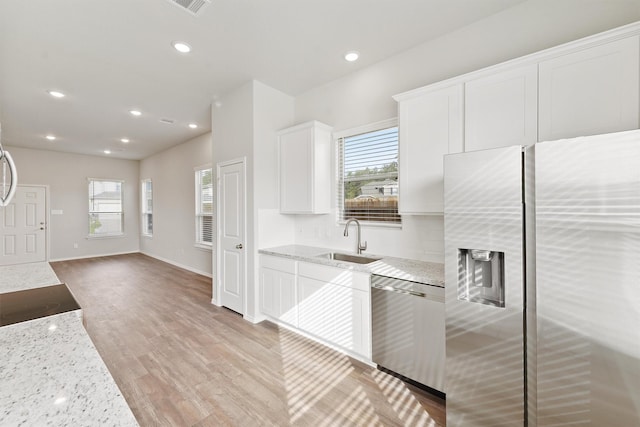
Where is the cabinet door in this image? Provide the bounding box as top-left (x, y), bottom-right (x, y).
top-left (278, 271), bottom-right (297, 325)
top-left (539, 36), bottom-right (640, 141)
top-left (297, 276), bottom-right (334, 341)
top-left (333, 286), bottom-right (371, 358)
top-left (260, 267), bottom-right (279, 319)
top-left (260, 255), bottom-right (297, 326)
top-left (465, 64), bottom-right (538, 151)
top-left (398, 84), bottom-right (463, 214)
top-left (279, 127), bottom-right (312, 213)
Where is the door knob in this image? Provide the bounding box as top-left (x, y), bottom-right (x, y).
top-left (235, 244), bottom-right (243, 249)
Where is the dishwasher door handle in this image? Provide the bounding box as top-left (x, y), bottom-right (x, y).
top-left (371, 283), bottom-right (427, 298)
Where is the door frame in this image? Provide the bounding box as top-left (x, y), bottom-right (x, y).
top-left (214, 157), bottom-right (247, 316)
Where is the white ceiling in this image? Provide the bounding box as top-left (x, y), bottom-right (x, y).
top-left (0, 0), bottom-right (525, 160)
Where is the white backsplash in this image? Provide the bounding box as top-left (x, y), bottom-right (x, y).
top-left (290, 209), bottom-right (444, 263)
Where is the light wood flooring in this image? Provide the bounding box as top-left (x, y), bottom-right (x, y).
top-left (51, 253), bottom-right (445, 426)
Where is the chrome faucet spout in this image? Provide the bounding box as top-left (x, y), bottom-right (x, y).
top-left (343, 218), bottom-right (367, 254)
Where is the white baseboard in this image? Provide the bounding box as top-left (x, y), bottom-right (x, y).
top-left (49, 250), bottom-right (139, 263)
top-left (140, 251), bottom-right (213, 278)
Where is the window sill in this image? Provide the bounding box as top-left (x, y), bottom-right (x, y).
top-left (141, 234), bottom-right (153, 239)
top-left (86, 233), bottom-right (126, 240)
top-left (194, 243), bottom-right (213, 251)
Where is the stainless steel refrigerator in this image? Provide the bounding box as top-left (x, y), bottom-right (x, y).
top-left (444, 130), bottom-right (640, 426)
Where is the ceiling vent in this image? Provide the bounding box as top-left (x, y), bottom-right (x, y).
top-left (167, 0), bottom-right (211, 16)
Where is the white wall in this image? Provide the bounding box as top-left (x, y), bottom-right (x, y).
top-left (6, 146), bottom-right (140, 261)
top-left (139, 132), bottom-right (213, 276)
top-left (292, 0), bottom-right (640, 263)
top-left (212, 81), bottom-right (253, 309)
top-left (212, 80), bottom-right (295, 320)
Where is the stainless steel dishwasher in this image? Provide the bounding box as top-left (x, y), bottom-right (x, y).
top-left (371, 274), bottom-right (445, 394)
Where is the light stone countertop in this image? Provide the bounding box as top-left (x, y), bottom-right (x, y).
top-left (0, 262), bottom-right (61, 293)
top-left (259, 245), bottom-right (444, 287)
top-left (0, 263), bottom-right (140, 426)
top-left (0, 311), bottom-right (139, 426)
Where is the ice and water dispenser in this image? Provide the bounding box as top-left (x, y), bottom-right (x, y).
top-left (458, 249), bottom-right (505, 307)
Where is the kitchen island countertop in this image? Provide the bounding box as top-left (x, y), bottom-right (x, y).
top-left (259, 245), bottom-right (444, 287)
top-left (0, 262), bottom-right (139, 426)
top-left (0, 310), bottom-right (139, 426)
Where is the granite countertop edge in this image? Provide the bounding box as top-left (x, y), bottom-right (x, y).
top-left (0, 310), bottom-right (139, 426)
top-left (259, 245), bottom-right (444, 287)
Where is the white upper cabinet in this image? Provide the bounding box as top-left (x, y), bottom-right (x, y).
top-left (465, 64), bottom-right (538, 151)
top-left (278, 121), bottom-right (332, 214)
top-left (395, 84), bottom-right (464, 215)
top-left (538, 36), bottom-right (640, 142)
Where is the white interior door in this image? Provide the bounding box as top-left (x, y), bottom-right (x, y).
top-left (0, 185), bottom-right (47, 266)
top-left (217, 159), bottom-right (245, 314)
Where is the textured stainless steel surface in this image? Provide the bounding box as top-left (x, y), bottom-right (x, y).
top-left (533, 131), bottom-right (640, 426)
top-left (315, 252), bottom-right (381, 264)
top-left (444, 145), bottom-right (526, 426)
top-left (371, 274), bottom-right (445, 391)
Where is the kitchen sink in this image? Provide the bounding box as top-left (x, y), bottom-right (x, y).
top-left (315, 252), bottom-right (382, 264)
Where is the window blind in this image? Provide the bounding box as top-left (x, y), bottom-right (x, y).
top-left (141, 179), bottom-right (153, 236)
top-left (337, 126), bottom-right (400, 224)
top-left (196, 168), bottom-right (213, 244)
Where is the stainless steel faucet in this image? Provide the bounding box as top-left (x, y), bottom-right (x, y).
top-left (343, 218), bottom-right (367, 254)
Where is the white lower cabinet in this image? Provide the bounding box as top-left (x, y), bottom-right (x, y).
top-left (297, 262), bottom-right (371, 359)
top-left (259, 255), bottom-right (372, 360)
top-left (259, 256), bottom-right (297, 326)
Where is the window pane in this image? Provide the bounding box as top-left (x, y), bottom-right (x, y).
top-left (89, 179), bottom-right (124, 236)
top-left (339, 126), bottom-right (400, 223)
top-left (89, 213), bottom-right (123, 235)
top-left (195, 167), bottom-right (213, 245)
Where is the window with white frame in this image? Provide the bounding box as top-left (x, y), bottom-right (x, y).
top-left (195, 166), bottom-right (213, 247)
top-left (337, 122), bottom-right (400, 224)
top-left (88, 179), bottom-right (124, 237)
top-left (141, 179), bottom-right (153, 236)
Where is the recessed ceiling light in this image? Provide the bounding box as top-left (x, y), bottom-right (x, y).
top-left (47, 90), bottom-right (65, 98)
top-left (188, 123), bottom-right (198, 129)
top-left (120, 138), bottom-right (130, 143)
top-left (45, 135), bottom-right (56, 141)
top-left (104, 150), bottom-right (111, 154)
top-left (129, 110), bottom-right (142, 116)
top-left (344, 51), bottom-right (360, 62)
top-left (172, 41), bottom-right (192, 53)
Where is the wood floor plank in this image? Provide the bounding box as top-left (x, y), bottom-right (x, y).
top-left (51, 253), bottom-right (445, 426)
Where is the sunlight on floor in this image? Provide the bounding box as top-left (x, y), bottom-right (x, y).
top-left (279, 328), bottom-right (357, 422)
top-left (278, 327), bottom-right (441, 426)
top-left (371, 369), bottom-right (439, 427)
